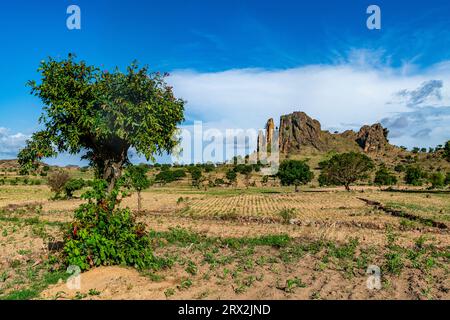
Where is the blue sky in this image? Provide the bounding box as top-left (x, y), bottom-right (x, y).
top-left (1, 0), bottom-right (450, 164)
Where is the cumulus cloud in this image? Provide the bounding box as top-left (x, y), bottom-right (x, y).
top-left (0, 128), bottom-right (29, 159)
top-left (168, 56), bottom-right (450, 151)
top-left (395, 80), bottom-right (443, 107)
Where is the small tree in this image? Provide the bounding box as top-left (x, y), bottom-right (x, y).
top-left (124, 164), bottom-right (151, 213)
top-left (319, 152), bottom-right (374, 191)
top-left (374, 166), bottom-right (397, 186)
top-left (277, 160), bottom-right (314, 192)
top-left (429, 172), bottom-right (445, 189)
top-left (190, 167), bottom-right (203, 188)
top-left (47, 171), bottom-right (70, 199)
top-left (18, 55), bottom-right (184, 194)
top-left (226, 170), bottom-right (237, 187)
top-left (404, 166), bottom-right (425, 186)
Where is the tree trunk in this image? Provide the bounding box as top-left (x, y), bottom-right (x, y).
top-left (101, 146), bottom-right (129, 193)
top-left (345, 184), bottom-right (351, 192)
top-left (103, 160), bottom-right (124, 193)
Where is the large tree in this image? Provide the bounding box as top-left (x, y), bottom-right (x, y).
top-left (277, 160), bottom-right (313, 192)
top-left (18, 55), bottom-right (185, 192)
top-left (318, 152), bottom-right (374, 191)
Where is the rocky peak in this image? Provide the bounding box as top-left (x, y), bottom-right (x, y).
top-left (279, 112), bottom-right (325, 153)
top-left (259, 111), bottom-right (390, 155)
top-left (356, 124), bottom-right (389, 153)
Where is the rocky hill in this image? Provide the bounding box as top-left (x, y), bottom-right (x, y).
top-left (259, 111), bottom-right (392, 155)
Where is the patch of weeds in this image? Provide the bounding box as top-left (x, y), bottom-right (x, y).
top-left (310, 291), bottom-right (321, 300)
top-left (285, 277), bottom-right (306, 293)
top-left (383, 228), bottom-right (404, 275)
top-left (17, 249), bottom-right (32, 255)
top-left (185, 260), bottom-right (198, 275)
top-left (177, 278), bottom-right (193, 290)
top-left (0, 272), bottom-right (8, 282)
top-left (278, 208), bottom-right (296, 224)
top-left (141, 269), bottom-right (165, 282)
top-left (399, 218), bottom-right (419, 230)
top-left (9, 260), bottom-right (21, 269)
top-left (164, 288), bottom-right (175, 298)
top-left (88, 289), bottom-right (101, 296)
top-left (74, 292), bottom-right (88, 300)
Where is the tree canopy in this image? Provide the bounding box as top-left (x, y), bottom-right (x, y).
top-left (18, 54), bottom-right (185, 192)
top-left (318, 152), bottom-right (374, 191)
top-left (277, 160), bottom-right (314, 192)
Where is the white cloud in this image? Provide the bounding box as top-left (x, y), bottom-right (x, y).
top-left (168, 57), bottom-right (450, 150)
top-left (0, 128), bottom-right (29, 158)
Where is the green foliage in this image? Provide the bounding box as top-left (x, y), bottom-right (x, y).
top-left (64, 178), bottom-right (86, 198)
top-left (124, 164), bottom-right (151, 192)
top-left (155, 169), bottom-right (185, 184)
top-left (234, 164), bottom-right (253, 175)
top-left (278, 208), bottom-right (296, 224)
top-left (64, 180), bottom-right (164, 271)
top-left (404, 166), bottom-right (425, 186)
top-left (226, 170), bottom-right (237, 186)
top-left (203, 163), bottom-right (215, 172)
top-left (445, 172), bottom-right (450, 185)
top-left (444, 140), bottom-right (450, 162)
top-left (429, 172), bottom-right (445, 189)
top-left (189, 167), bottom-right (203, 187)
top-left (124, 164), bottom-right (151, 212)
top-left (374, 166), bottom-right (398, 186)
top-left (394, 164), bottom-right (405, 173)
top-left (318, 152), bottom-right (374, 191)
top-left (277, 160), bottom-right (313, 192)
top-left (18, 55), bottom-right (185, 191)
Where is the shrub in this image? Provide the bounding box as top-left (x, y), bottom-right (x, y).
top-left (47, 171), bottom-right (70, 198)
top-left (374, 166), bottom-right (397, 186)
top-left (64, 180), bottom-right (163, 271)
top-left (394, 164), bottom-right (405, 173)
top-left (226, 170), bottom-right (237, 187)
top-left (404, 166), bottom-right (425, 186)
top-left (155, 169), bottom-right (185, 184)
top-left (429, 172), bottom-right (445, 189)
top-left (278, 208), bottom-right (296, 224)
top-left (277, 160), bottom-right (313, 192)
top-left (189, 167), bottom-right (202, 188)
top-left (446, 172), bottom-right (450, 185)
top-left (64, 178), bottom-right (86, 198)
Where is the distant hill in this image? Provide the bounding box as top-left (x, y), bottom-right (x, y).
top-left (257, 111), bottom-right (450, 172)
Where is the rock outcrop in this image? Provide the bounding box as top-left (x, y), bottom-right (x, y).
top-left (260, 111), bottom-right (390, 155)
top-left (279, 112), bottom-right (325, 153)
top-left (356, 124), bottom-right (389, 153)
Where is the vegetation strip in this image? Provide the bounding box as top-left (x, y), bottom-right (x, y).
top-left (358, 197), bottom-right (448, 229)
